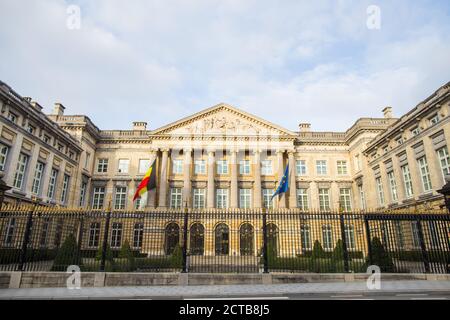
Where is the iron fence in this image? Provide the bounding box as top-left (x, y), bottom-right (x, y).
top-left (0, 205), bottom-right (449, 274)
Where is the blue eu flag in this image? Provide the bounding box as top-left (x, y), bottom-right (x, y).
top-left (272, 164), bottom-right (289, 200)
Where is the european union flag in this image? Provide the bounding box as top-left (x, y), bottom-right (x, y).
top-left (272, 164), bottom-right (289, 200)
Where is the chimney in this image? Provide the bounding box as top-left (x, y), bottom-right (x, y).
top-left (299, 123), bottom-right (311, 133)
top-left (383, 107), bottom-right (393, 118)
top-left (133, 121), bottom-right (147, 131)
top-left (53, 103), bottom-right (65, 116)
top-left (30, 101), bottom-right (43, 112)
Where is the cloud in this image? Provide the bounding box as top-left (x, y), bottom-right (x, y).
top-left (0, 0), bottom-right (449, 131)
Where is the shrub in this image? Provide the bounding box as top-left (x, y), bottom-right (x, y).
top-left (370, 237), bottom-right (394, 272)
top-left (95, 243), bottom-right (114, 262)
top-left (118, 240), bottom-right (136, 272)
top-left (332, 239), bottom-right (344, 261)
top-left (170, 244), bottom-right (183, 269)
top-left (51, 234), bottom-right (81, 271)
top-left (311, 240), bottom-right (326, 259)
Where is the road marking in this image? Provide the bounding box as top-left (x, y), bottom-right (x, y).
top-left (120, 298), bottom-right (152, 300)
top-left (396, 293), bottom-right (428, 297)
top-left (330, 295), bottom-right (364, 298)
top-left (410, 297), bottom-right (447, 300)
top-left (186, 296), bottom-right (290, 300)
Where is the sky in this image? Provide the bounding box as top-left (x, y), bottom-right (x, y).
top-left (0, 0), bottom-right (449, 132)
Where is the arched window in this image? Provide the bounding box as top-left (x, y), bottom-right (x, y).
top-left (164, 222), bottom-right (180, 255)
top-left (190, 223), bottom-right (204, 256)
top-left (300, 224), bottom-right (311, 251)
top-left (215, 223), bottom-right (229, 256)
top-left (240, 223), bottom-right (254, 256)
top-left (267, 223), bottom-right (278, 256)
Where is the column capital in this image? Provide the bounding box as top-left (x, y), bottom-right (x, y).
top-left (276, 149), bottom-right (286, 155)
top-left (287, 149), bottom-right (296, 156)
top-left (161, 148), bottom-right (170, 153)
top-left (206, 148), bottom-right (215, 155)
top-left (183, 148), bottom-right (193, 153)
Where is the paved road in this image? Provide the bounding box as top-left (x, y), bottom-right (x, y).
top-left (1, 281), bottom-right (450, 300)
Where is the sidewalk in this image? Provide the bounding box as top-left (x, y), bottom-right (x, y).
top-left (1, 280), bottom-right (450, 299)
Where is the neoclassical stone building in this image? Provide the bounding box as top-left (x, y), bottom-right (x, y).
top-left (1, 80), bottom-right (449, 212)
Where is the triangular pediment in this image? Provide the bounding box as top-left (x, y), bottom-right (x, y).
top-left (151, 103), bottom-right (294, 136)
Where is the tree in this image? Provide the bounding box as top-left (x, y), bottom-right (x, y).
top-left (51, 233), bottom-right (81, 271)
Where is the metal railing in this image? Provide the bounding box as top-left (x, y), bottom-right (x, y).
top-left (0, 205), bottom-right (449, 274)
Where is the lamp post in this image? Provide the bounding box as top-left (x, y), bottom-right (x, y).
top-left (0, 172), bottom-right (11, 210)
top-left (437, 175), bottom-right (450, 213)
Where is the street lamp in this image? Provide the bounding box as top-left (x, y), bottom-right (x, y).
top-left (437, 175), bottom-right (450, 213)
top-left (0, 172), bottom-right (11, 210)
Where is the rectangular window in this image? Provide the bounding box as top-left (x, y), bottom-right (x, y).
top-left (170, 188), bottom-right (182, 209)
top-left (88, 222), bottom-right (101, 247)
top-left (4, 218), bottom-right (15, 246)
top-left (339, 188), bottom-right (352, 212)
top-left (13, 153), bottom-right (28, 189)
top-left (337, 161), bottom-right (348, 175)
top-left (297, 188), bottom-right (309, 210)
top-left (110, 223), bottom-right (122, 248)
top-left (261, 160), bottom-right (273, 175)
top-left (417, 157), bottom-right (432, 192)
top-left (114, 186), bottom-right (127, 209)
top-left (429, 114), bottom-right (440, 125)
top-left (437, 146), bottom-right (450, 181)
top-left (0, 143), bottom-right (9, 171)
top-left (411, 126), bottom-right (420, 136)
top-left (92, 187), bottom-right (105, 209)
top-left (344, 225), bottom-right (356, 250)
top-left (97, 159), bottom-right (108, 173)
top-left (316, 160), bottom-right (327, 175)
top-left (216, 189), bottom-right (229, 209)
top-left (39, 218), bottom-right (50, 247)
top-left (296, 160), bottom-right (307, 176)
top-left (239, 189), bottom-right (252, 209)
top-left (138, 159), bottom-right (151, 174)
top-left (7, 112), bottom-right (17, 123)
top-left (262, 189), bottom-right (273, 209)
top-left (375, 177), bottom-right (385, 206)
top-left (358, 185), bottom-right (366, 210)
top-left (57, 144), bottom-right (65, 153)
top-left (322, 225), bottom-right (333, 250)
top-left (194, 160), bottom-right (206, 174)
top-left (239, 160), bottom-right (250, 175)
top-left (172, 159), bottom-right (183, 174)
top-left (47, 169), bottom-right (58, 200)
top-left (396, 137), bottom-right (404, 146)
top-left (118, 159), bottom-right (130, 173)
top-left (387, 171), bottom-right (398, 202)
top-left (401, 165), bottom-right (414, 198)
top-left (318, 188), bottom-right (330, 211)
top-left (60, 174), bottom-right (70, 203)
top-left (43, 134), bottom-right (51, 144)
top-left (300, 224), bottom-right (311, 250)
top-left (216, 160), bottom-right (228, 174)
top-left (133, 223), bottom-right (144, 248)
top-left (31, 162), bottom-right (45, 195)
top-left (193, 188), bottom-right (206, 209)
top-left (79, 181), bottom-right (87, 207)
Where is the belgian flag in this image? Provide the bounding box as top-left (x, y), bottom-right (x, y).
top-left (133, 159), bottom-right (157, 201)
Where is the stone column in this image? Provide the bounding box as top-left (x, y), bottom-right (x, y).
top-left (277, 150), bottom-right (286, 208)
top-left (288, 150), bottom-right (297, 209)
top-left (253, 149), bottom-right (262, 208)
top-left (158, 149), bottom-right (169, 208)
top-left (25, 144), bottom-right (41, 198)
top-left (207, 150), bottom-right (215, 208)
top-left (183, 148), bottom-right (192, 207)
top-left (41, 153), bottom-right (55, 202)
top-left (392, 155), bottom-right (405, 202)
top-left (423, 137), bottom-right (443, 191)
top-left (230, 150), bottom-right (238, 208)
